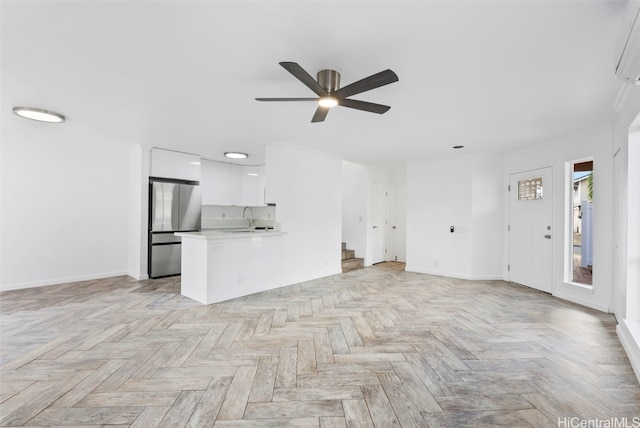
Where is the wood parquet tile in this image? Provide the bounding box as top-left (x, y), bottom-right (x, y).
top-left (1, 263), bottom-right (638, 427)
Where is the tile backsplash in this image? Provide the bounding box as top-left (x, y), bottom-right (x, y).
top-left (201, 205), bottom-right (276, 230)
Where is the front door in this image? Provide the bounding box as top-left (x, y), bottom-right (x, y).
top-left (508, 167), bottom-right (553, 293)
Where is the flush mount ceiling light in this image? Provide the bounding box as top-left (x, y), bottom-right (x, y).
top-left (318, 97), bottom-right (338, 108)
top-left (224, 152), bottom-right (248, 159)
top-left (13, 106), bottom-right (65, 123)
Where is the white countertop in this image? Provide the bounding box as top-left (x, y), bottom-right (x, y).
top-left (175, 230), bottom-right (286, 240)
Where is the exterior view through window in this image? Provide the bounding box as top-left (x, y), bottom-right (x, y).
top-left (572, 160), bottom-right (593, 285)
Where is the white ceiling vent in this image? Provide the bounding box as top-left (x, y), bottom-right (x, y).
top-left (615, 1), bottom-right (640, 84)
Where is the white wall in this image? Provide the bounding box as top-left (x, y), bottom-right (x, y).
top-left (627, 129), bottom-right (640, 322)
top-left (612, 84), bottom-right (640, 382)
top-left (503, 127), bottom-right (614, 312)
top-left (342, 161), bottom-right (368, 261)
top-left (127, 145), bottom-right (149, 280)
top-left (406, 154), bottom-right (503, 280)
top-left (266, 143), bottom-right (342, 286)
top-left (1, 125), bottom-right (130, 290)
top-left (471, 155), bottom-right (504, 277)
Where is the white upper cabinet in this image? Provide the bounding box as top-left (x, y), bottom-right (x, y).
top-left (241, 165), bottom-right (264, 206)
top-left (202, 160), bottom-right (231, 205)
top-left (151, 148), bottom-right (200, 182)
top-left (230, 164), bottom-right (243, 206)
top-left (201, 160), bottom-right (265, 206)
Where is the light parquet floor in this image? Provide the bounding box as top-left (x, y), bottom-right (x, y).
top-left (0, 263), bottom-right (638, 427)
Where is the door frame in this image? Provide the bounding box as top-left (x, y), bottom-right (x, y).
top-left (506, 164), bottom-right (555, 293)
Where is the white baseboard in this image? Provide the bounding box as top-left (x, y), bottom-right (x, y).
top-left (405, 266), bottom-right (503, 281)
top-left (617, 320), bottom-right (640, 384)
top-left (553, 289), bottom-right (609, 313)
top-left (128, 273), bottom-right (149, 281)
top-left (0, 271), bottom-right (129, 292)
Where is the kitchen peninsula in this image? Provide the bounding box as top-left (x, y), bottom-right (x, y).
top-left (175, 230), bottom-right (286, 304)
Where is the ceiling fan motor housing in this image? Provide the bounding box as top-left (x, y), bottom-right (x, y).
top-left (317, 69), bottom-right (340, 93)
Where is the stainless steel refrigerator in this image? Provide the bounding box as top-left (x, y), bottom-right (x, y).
top-left (148, 178), bottom-right (201, 278)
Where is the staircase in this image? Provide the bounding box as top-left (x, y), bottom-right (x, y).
top-left (341, 242), bottom-right (364, 273)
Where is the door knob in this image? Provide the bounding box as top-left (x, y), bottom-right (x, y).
top-left (373, 225), bottom-right (378, 229)
top-left (544, 234), bottom-right (551, 239)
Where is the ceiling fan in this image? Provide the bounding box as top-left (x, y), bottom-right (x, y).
top-left (256, 62), bottom-right (399, 123)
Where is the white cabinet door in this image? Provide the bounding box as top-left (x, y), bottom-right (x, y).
top-left (201, 160), bottom-right (231, 205)
top-left (201, 160), bottom-right (215, 205)
top-left (258, 165), bottom-right (266, 206)
top-left (230, 164), bottom-right (243, 206)
top-left (241, 166), bottom-right (260, 206)
top-left (201, 160), bottom-right (266, 206)
top-left (151, 148), bottom-right (200, 181)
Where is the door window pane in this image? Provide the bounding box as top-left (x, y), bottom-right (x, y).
top-left (518, 178), bottom-right (543, 200)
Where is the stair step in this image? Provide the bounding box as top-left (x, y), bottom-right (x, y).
top-left (342, 249), bottom-right (355, 261)
top-left (341, 242), bottom-right (363, 272)
top-left (342, 257), bottom-right (364, 273)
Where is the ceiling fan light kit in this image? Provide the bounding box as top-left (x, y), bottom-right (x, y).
top-left (256, 62), bottom-right (398, 123)
top-left (318, 97), bottom-right (338, 108)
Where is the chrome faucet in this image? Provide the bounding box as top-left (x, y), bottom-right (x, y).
top-left (242, 206), bottom-right (254, 230)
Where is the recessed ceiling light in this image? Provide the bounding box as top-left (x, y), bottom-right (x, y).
top-left (318, 97), bottom-right (338, 108)
top-left (224, 152), bottom-right (248, 159)
top-left (13, 106), bottom-right (65, 123)
top-left (453, 145), bottom-right (464, 149)
top-left (247, 172), bottom-right (259, 177)
top-left (190, 161), bottom-right (201, 165)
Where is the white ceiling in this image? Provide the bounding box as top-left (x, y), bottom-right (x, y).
top-left (1, 0), bottom-right (628, 165)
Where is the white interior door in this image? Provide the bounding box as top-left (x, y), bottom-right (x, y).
top-left (390, 184), bottom-right (407, 262)
top-left (508, 167), bottom-right (553, 293)
top-left (371, 182), bottom-right (388, 264)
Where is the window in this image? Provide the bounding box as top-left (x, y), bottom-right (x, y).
top-left (570, 160), bottom-right (593, 286)
top-left (518, 177), bottom-right (543, 200)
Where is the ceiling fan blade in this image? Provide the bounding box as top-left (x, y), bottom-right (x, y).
top-left (311, 106), bottom-right (329, 123)
top-left (334, 69), bottom-right (398, 99)
top-left (338, 98), bottom-right (391, 114)
top-left (279, 62), bottom-right (327, 96)
top-left (255, 98), bottom-right (318, 102)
